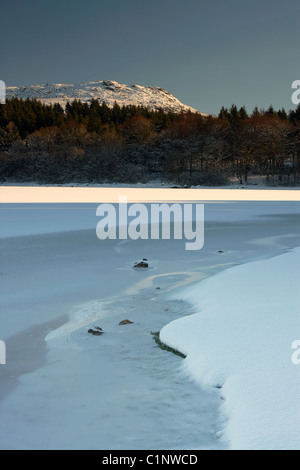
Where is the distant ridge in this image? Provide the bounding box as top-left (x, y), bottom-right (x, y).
top-left (7, 80), bottom-right (203, 114)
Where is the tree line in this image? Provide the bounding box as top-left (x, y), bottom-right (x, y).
top-left (0, 98), bottom-right (299, 185)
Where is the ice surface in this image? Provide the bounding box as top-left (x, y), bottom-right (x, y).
top-left (0, 202), bottom-right (300, 449)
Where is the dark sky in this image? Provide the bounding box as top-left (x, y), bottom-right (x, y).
top-left (1, 0), bottom-right (300, 114)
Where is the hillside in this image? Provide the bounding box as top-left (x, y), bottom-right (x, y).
top-left (6, 80), bottom-right (201, 114)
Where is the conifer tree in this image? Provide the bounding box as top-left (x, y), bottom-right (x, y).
top-left (277, 108), bottom-right (288, 120)
top-left (228, 104), bottom-right (240, 123)
top-left (251, 106), bottom-right (260, 118)
top-left (218, 106), bottom-right (229, 121)
top-left (266, 105), bottom-right (276, 117)
top-left (289, 104), bottom-right (300, 123)
top-left (239, 106), bottom-right (248, 120)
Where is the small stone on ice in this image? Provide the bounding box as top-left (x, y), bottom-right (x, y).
top-left (134, 261), bottom-right (148, 268)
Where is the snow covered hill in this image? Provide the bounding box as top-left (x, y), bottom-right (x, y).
top-left (6, 80), bottom-right (201, 114)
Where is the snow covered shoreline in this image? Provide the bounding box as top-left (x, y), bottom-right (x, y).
top-left (160, 248), bottom-right (300, 450)
top-left (0, 202), bottom-right (299, 449)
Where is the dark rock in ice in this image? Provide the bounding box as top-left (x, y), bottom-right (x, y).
top-left (88, 328), bottom-right (103, 336)
top-left (119, 319), bottom-right (134, 325)
top-left (134, 261), bottom-right (148, 268)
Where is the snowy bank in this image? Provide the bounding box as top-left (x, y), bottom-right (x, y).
top-left (1, 186), bottom-right (300, 205)
top-left (160, 248), bottom-right (300, 450)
